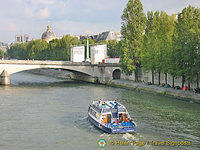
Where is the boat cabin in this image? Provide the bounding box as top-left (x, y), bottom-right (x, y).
top-left (89, 100), bottom-right (131, 125)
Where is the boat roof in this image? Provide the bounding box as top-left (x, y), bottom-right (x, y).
top-left (92, 100), bottom-right (127, 113)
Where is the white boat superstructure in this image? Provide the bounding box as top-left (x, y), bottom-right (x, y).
top-left (88, 100), bottom-right (136, 133)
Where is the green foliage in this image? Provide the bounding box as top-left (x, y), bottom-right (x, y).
top-left (97, 40), bottom-right (107, 44)
top-left (122, 0), bottom-right (200, 86)
top-left (7, 35), bottom-right (81, 61)
top-left (7, 43), bottom-right (27, 59)
top-left (7, 34), bottom-right (122, 61)
top-left (0, 49), bottom-right (5, 59)
top-left (142, 11), bottom-right (175, 75)
top-left (121, 0), bottom-right (146, 77)
top-left (82, 38), bottom-right (95, 45)
top-left (107, 40), bottom-right (121, 58)
top-left (171, 6), bottom-right (200, 83)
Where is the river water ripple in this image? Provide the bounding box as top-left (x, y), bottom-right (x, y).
top-left (0, 72), bottom-right (199, 150)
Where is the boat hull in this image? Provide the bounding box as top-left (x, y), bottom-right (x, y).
top-left (88, 114), bottom-right (136, 134)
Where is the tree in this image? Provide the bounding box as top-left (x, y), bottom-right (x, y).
top-left (107, 40), bottom-right (120, 58)
top-left (59, 35), bottom-right (81, 61)
top-left (7, 43), bottom-right (27, 59)
top-left (142, 11), bottom-right (175, 85)
top-left (26, 39), bottom-right (48, 60)
top-left (0, 49), bottom-right (5, 59)
top-left (155, 11), bottom-right (176, 85)
top-left (172, 6), bottom-right (200, 89)
top-left (142, 11), bottom-right (156, 84)
top-left (7, 35), bottom-right (81, 61)
top-left (82, 38), bottom-right (95, 45)
top-left (121, 0), bottom-right (146, 81)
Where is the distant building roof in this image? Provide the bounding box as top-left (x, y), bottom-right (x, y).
top-left (80, 31), bottom-right (121, 42)
top-left (0, 42), bottom-right (8, 47)
top-left (96, 31), bottom-right (121, 42)
top-left (0, 42), bottom-right (8, 52)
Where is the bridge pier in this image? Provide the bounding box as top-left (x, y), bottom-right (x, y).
top-left (0, 70), bottom-right (10, 85)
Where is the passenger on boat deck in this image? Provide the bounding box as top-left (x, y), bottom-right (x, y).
top-left (114, 100), bottom-right (119, 108)
top-left (97, 100), bottom-right (101, 106)
top-left (114, 104), bottom-right (118, 109)
top-left (113, 121), bottom-right (117, 125)
top-left (102, 102), bottom-right (106, 108)
top-left (127, 118), bottom-right (131, 123)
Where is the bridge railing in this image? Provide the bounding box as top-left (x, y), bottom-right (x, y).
top-left (0, 60), bottom-right (120, 67)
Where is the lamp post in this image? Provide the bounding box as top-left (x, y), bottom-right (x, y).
top-left (86, 35), bottom-right (90, 62)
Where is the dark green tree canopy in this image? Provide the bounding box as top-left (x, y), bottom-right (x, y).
top-left (121, 0), bottom-right (146, 76)
top-left (0, 49), bottom-right (5, 59)
top-left (7, 35), bottom-right (81, 61)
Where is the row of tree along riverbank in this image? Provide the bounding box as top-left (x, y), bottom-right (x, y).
top-left (120, 0), bottom-right (200, 91)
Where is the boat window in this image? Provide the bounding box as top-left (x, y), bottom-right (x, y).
top-left (90, 108), bottom-right (97, 118)
top-left (119, 113), bottom-right (123, 123)
top-left (111, 108), bottom-right (118, 113)
top-left (91, 105), bottom-right (101, 113)
top-left (118, 108), bottom-right (126, 112)
top-left (107, 114), bottom-right (111, 123)
top-left (102, 108), bottom-right (110, 113)
top-left (111, 108), bottom-right (118, 118)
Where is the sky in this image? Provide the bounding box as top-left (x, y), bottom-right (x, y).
top-left (0, 0), bottom-right (199, 43)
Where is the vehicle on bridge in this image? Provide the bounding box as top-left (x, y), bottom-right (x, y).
top-left (88, 100), bottom-right (136, 133)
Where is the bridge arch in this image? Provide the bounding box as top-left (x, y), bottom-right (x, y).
top-left (0, 64), bottom-right (93, 76)
top-left (10, 68), bottom-right (91, 76)
top-left (112, 69), bottom-right (121, 80)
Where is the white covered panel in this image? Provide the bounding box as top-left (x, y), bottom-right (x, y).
top-left (71, 46), bottom-right (85, 62)
top-left (91, 44), bottom-right (107, 64)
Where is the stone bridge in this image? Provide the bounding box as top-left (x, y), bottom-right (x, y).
top-left (0, 60), bottom-right (121, 85)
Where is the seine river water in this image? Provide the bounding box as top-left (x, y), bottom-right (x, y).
top-left (0, 72), bottom-right (199, 150)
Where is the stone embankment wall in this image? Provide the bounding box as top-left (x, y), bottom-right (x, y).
top-left (107, 80), bottom-right (200, 103)
top-left (26, 68), bottom-right (200, 102)
top-left (121, 70), bottom-right (198, 89)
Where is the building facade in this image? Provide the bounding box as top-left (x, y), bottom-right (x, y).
top-left (15, 34), bottom-right (30, 43)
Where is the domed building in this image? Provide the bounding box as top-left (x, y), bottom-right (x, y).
top-left (41, 25), bottom-right (56, 43)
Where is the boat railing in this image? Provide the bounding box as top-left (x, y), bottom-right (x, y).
top-left (103, 121), bottom-right (135, 129)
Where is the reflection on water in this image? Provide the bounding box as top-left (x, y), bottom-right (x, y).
top-left (0, 72), bottom-right (199, 150)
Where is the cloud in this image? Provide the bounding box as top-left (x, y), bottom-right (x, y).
top-left (38, 7), bottom-right (51, 19)
top-left (0, 0), bottom-right (199, 43)
top-left (8, 23), bottom-right (20, 32)
top-left (26, 0), bottom-right (55, 5)
top-left (142, 0), bottom-right (200, 14)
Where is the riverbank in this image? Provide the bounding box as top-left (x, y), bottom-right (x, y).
top-left (107, 80), bottom-right (200, 104)
top-left (27, 69), bottom-right (200, 103)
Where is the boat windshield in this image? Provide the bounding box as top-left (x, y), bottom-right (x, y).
top-left (111, 108), bottom-right (118, 118)
top-left (102, 108), bottom-right (110, 113)
top-left (91, 104), bottom-right (101, 113)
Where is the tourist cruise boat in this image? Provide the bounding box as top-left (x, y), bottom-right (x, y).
top-left (88, 100), bottom-right (136, 133)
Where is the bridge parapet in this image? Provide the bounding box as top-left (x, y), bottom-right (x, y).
top-left (0, 60), bottom-right (93, 66)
